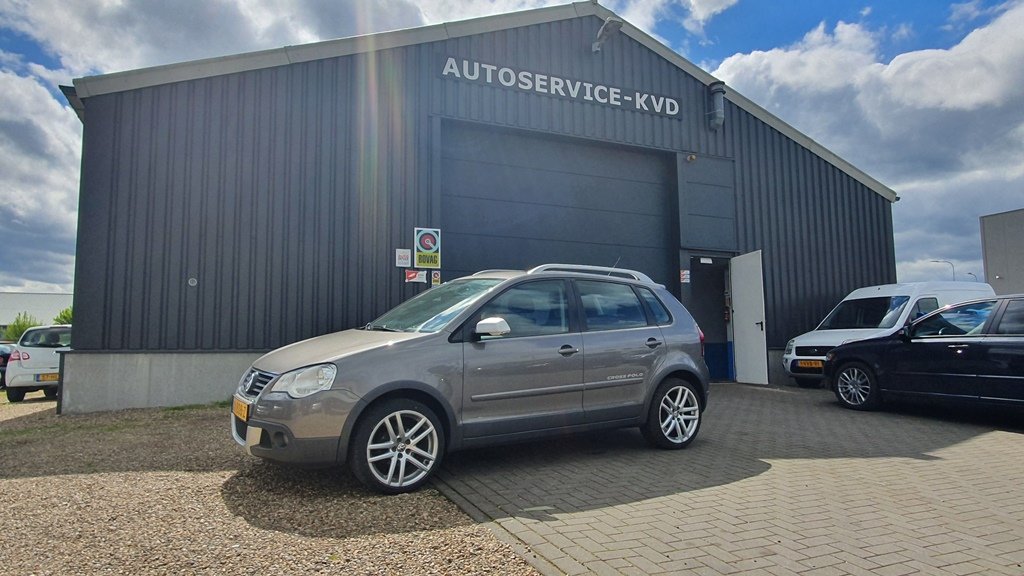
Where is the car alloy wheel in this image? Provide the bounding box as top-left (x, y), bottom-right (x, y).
top-left (642, 378), bottom-right (701, 449)
top-left (351, 399), bottom-right (444, 494)
top-left (834, 362), bottom-right (880, 410)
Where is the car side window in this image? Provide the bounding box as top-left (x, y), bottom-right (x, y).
top-left (913, 300), bottom-right (998, 337)
top-left (911, 297), bottom-right (939, 320)
top-left (577, 280), bottom-right (648, 331)
top-left (637, 287), bottom-right (672, 325)
top-left (475, 280), bottom-right (569, 338)
top-left (994, 300), bottom-right (1024, 335)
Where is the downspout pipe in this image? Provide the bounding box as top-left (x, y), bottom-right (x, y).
top-left (708, 81), bottom-right (726, 131)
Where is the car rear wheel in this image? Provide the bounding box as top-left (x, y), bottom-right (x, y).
top-left (350, 398), bottom-right (445, 494)
top-left (833, 362), bottom-right (880, 410)
top-left (43, 388), bottom-right (58, 399)
top-left (6, 387), bottom-right (25, 403)
top-left (641, 378), bottom-right (702, 449)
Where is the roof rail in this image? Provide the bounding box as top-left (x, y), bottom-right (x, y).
top-left (527, 263), bottom-right (653, 283)
top-left (471, 269), bottom-right (521, 276)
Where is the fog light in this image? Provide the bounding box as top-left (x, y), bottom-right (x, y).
top-left (272, 432), bottom-right (288, 448)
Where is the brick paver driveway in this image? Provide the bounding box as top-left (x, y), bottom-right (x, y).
top-left (435, 383), bottom-right (1024, 575)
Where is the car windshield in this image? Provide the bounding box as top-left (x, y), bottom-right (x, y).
top-left (818, 296), bottom-right (910, 330)
top-left (365, 278), bottom-right (504, 333)
top-left (19, 327), bottom-right (72, 348)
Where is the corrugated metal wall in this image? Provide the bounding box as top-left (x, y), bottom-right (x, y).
top-left (76, 51), bottom-right (434, 351)
top-left (73, 14), bottom-right (893, 352)
top-left (728, 100), bottom-right (896, 346)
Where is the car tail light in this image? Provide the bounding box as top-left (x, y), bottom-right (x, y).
top-left (11, 350), bottom-right (28, 361)
top-left (698, 327), bottom-right (705, 357)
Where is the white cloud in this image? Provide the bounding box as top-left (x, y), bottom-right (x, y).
top-left (713, 3), bottom-right (1024, 282)
top-left (948, 0), bottom-right (985, 23)
top-left (0, 0), bottom-right (428, 76)
top-left (891, 23), bottom-right (913, 41)
top-left (680, 0), bottom-right (738, 35)
top-left (0, 70), bottom-right (82, 291)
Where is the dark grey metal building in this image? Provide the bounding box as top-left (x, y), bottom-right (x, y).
top-left (63, 2), bottom-right (897, 412)
top-left (981, 208), bottom-right (1024, 295)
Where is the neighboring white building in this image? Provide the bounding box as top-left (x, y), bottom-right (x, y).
top-left (981, 208), bottom-right (1024, 295)
top-left (0, 293), bottom-right (73, 333)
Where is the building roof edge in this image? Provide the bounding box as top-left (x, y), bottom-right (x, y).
top-left (71, 1), bottom-right (897, 203)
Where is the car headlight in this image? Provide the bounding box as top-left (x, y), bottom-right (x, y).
top-left (270, 364), bottom-right (337, 399)
top-left (785, 339), bottom-right (794, 354)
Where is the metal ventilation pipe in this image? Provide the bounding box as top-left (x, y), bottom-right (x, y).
top-left (708, 81), bottom-right (726, 131)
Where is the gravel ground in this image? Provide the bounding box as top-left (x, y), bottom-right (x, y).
top-left (0, 391), bottom-right (539, 575)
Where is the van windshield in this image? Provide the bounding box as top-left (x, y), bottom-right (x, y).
top-left (818, 296), bottom-right (910, 330)
top-left (365, 278), bottom-right (503, 333)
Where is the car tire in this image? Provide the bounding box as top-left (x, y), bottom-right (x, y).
top-left (44, 388), bottom-right (58, 399)
top-left (794, 378), bottom-right (820, 389)
top-left (6, 387), bottom-right (26, 403)
top-left (641, 378), bottom-right (702, 449)
top-left (833, 361), bottom-right (881, 410)
top-left (349, 398), bottom-right (445, 494)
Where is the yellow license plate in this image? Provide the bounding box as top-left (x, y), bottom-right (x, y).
top-left (232, 397), bottom-right (250, 421)
top-left (37, 373), bottom-right (60, 382)
top-left (797, 360), bottom-right (823, 369)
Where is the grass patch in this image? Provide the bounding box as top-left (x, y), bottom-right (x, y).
top-left (161, 399), bottom-right (232, 412)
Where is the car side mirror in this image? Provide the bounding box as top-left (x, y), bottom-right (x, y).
top-left (899, 325), bottom-right (913, 341)
top-left (475, 317), bottom-right (511, 337)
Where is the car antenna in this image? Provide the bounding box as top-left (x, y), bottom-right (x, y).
top-left (608, 257), bottom-right (621, 275)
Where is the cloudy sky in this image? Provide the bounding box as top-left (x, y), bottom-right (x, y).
top-left (0, 0), bottom-right (1021, 292)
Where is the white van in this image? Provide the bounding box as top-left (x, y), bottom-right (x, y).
top-left (782, 282), bottom-right (995, 386)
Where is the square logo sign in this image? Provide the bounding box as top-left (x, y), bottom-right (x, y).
top-left (414, 228), bottom-right (440, 269)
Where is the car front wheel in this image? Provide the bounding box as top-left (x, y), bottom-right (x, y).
top-left (642, 378), bottom-right (702, 449)
top-left (350, 398), bottom-right (445, 494)
top-left (833, 362), bottom-right (881, 410)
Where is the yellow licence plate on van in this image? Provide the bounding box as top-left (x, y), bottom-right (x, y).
top-left (36, 373), bottom-right (59, 382)
top-left (797, 360), bottom-right (823, 369)
top-left (232, 397), bottom-right (250, 422)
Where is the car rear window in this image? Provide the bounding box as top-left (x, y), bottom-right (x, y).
top-left (19, 327), bottom-right (72, 348)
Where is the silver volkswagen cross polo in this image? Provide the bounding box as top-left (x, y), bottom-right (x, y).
top-left (232, 264), bottom-right (710, 493)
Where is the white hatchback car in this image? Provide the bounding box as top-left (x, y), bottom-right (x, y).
top-left (5, 325), bottom-right (71, 402)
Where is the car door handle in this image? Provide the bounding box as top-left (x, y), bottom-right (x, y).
top-left (646, 338), bottom-right (663, 348)
top-left (947, 344), bottom-right (969, 349)
top-left (558, 345), bottom-right (580, 356)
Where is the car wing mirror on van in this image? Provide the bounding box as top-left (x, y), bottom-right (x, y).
top-left (475, 317), bottom-right (511, 338)
top-left (899, 324), bottom-right (913, 341)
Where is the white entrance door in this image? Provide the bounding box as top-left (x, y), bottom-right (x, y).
top-left (730, 250), bottom-right (768, 385)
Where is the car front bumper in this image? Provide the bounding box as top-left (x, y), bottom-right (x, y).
top-left (782, 354), bottom-right (826, 379)
top-left (231, 389), bottom-right (362, 466)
